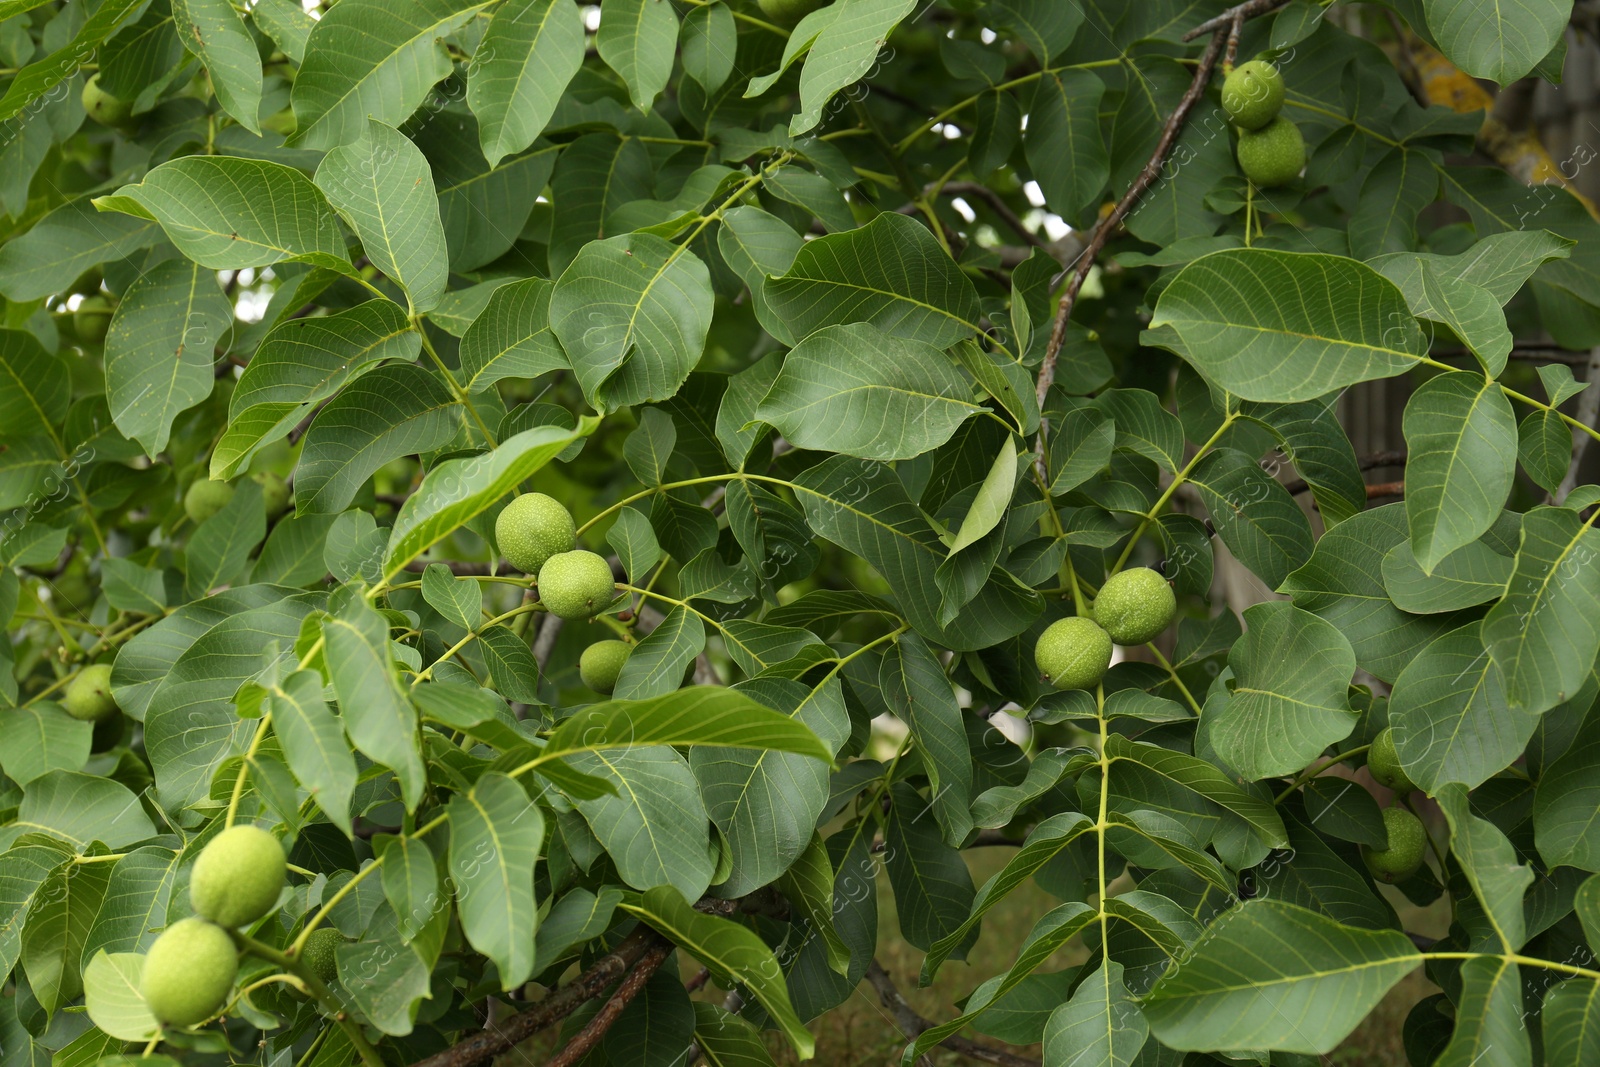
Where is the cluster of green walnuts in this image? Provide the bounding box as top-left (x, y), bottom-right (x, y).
top-left (495, 492), bottom-right (630, 693)
top-left (138, 825), bottom-right (342, 1028)
top-left (1221, 59), bottom-right (1305, 188)
top-left (1033, 568), bottom-right (1176, 691)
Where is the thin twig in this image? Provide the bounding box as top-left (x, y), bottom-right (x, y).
top-left (1557, 345), bottom-right (1600, 502)
top-left (407, 929), bottom-right (658, 1067)
top-left (1367, 481), bottom-right (1404, 500)
top-left (865, 961), bottom-right (1041, 1067)
top-left (542, 939), bottom-right (675, 1067)
top-left (1182, 0), bottom-right (1292, 41)
top-left (937, 182), bottom-right (1047, 248)
top-left (1034, 25), bottom-right (1229, 413)
top-left (1282, 451), bottom-right (1407, 496)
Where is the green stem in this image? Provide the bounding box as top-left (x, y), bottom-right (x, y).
top-left (1424, 951), bottom-right (1600, 981)
top-left (226, 713), bottom-right (273, 828)
top-left (1273, 744), bottom-right (1371, 804)
top-left (1146, 643), bottom-right (1202, 717)
top-left (409, 601), bottom-right (542, 688)
top-left (413, 318), bottom-right (498, 447)
top-left (234, 932), bottom-right (385, 1067)
top-left (1111, 412), bottom-right (1237, 575)
top-left (892, 60), bottom-right (1123, 155)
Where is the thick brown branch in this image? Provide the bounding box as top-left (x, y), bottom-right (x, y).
top-left (543, 938), bottom-right (675, 1067)
top-left (408, 928), bottom-right (658, 1067)
top-left (1366, 481), bottom-right (1404, 500)
top-left (865, 960), bottom-right (1041, 1067)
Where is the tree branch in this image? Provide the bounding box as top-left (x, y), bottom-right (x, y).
top-left (936, 182), bottom-right (1046, 248)
top-left (542, 938), bottom-right (675, 1067)
top-left (408, 929), bottom-right (659, 1067)
top-left (865, 960), bottom-right (1041, 1067)
top-left (1034, 25), bottom-right (1227, 412)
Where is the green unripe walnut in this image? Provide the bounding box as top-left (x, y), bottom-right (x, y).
top-left (1222, 60), bottom-right (1285, 130)
top-left (140, 918), bottom-right (238, 1027)
top-left (299, 927), bottom-right (345, 984)
top-left (63, 663), bottom-right (118, 722)
top-left (81, 74), bottom-right (132, 128)
top-left (1236, 116), bottom-right (1305, 188)
top-left (73, 295), bottom-right (114, 344)
top-left (1093, 568), bottom-right (1177, 645)
top-left (757, 0), bottom-right (824, 24)
top-left (580, 640), bottom-right (631, 694)
top-left (1368, 728), bottom-right (1418, 795)
top-left (537, 550), bottom-right (616, 620)
top-left (251, 470), bottom-right (291, 519)
top-left (190, 824), bottom-right (287, 928)
top-left (497, 492), bottom-right (576, 574)
top-left (1362, 806), bottom-right (1427, 883)
top-left (185, 479), bottom-right (235, 524)
top-left (1034, 617), bottom-right (1113, 691)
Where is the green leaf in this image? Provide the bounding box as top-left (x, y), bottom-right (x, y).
top-left (1482, 505), bottom-right (1600, 712)
top-left (762, 212), bottom-right (985, 349)
top-left (467, 0), bottom-right (586, 166)
top-left (185, 478), bottom-right (267, 597)
top-left (595, 0), bottom-right (678, 112)
top-left (1024, 68), bottom-right (1107, 217)
top-left (288, 0), bottom-right (494, 151)
top-left (0, 199), bottom-right (159, 302)
top-left (103, 258), bottom-right (231, 457)
top-left (95, 157), bottom-right (352, 271)
top-left (1388, 623), bottom-right (1532, 794)
top-left (1540, 362), bottom-right (1589, 406)
top-left (785, 0), bottom-right (915, 136)
top-left (458, 279), bottom-right (567, 393)
top-left (1372, 257), bottom-right (1510, 375)
top-left (622, 885), bottom-right (815, 1058)
top-left (1437, 957), bottom-right (1531, 1065)
top-left (0, 0), bottom-right (144, 122)
top-left (607, 506), bottom-right (662, 582)
top-left (80, 847), bottom-right (178, 969)
top-left (267, 668), bottom-right (357, 834)
top-left (1437, 784), bottom-right (1532, 951)
top-left (691, 678), bottom-right (840, 897)
top-left (920, 811), bottom-right (1093, 982)
top-left (569, 746), bottom-right (714, 901)
top-left (1047, 407), bottom-right (1116, 496)
top-left (448, 772), bottom-right (543, 990)
top-left (294, 364), bottom-right (461, 515)
top-left (1349, 147), bottom-right (1440, 260)
top-left (1281, 504), bottom-right (1460, 683)
top-left (382, 419), bottom-right (596, 580)
top-left (142, 596), bottom-right (317, 809)
top-left (754, 323), bottom-right (985, 461)
top-left (421, 563), bottom-right (481, 631)
top-left (1208, 601), bottom-right (1356, 781)
top-left (1105, 735), bottom-right (1288, 846)
top-left (1241, 399), bottom-right (1367, 526)
top-left (614, 605), bottom-right (703, 701)
top-left (548, 233), bottom-right (714, 413)
top-left (1520, 409), bottom-right (1572, 494)
top-left (1188, 447), bottom-right (1314, 588)
top-left (172, 0), bottom-right (263, 133)
top-left (1041, 961), bottom-right (1146, 1067)
top-left (793, 456), bottom-right (1041, 650)
top-left (0, 329), bottom-right (69, 438)
top-left (1424, 0), bottom-right (1572, 84)
top-left (1143, 902), bottom-right (1421, 1054)
top-left (682, 2), bottom-right (737, 92)
top-left (252, 0), bottom-right (313, 63)
top-left (902, 901), bottom-right (1097, 1063)
top-left (0, 771), bottom-right (154, 852)
top-left (101, 559), bottom-right (167, 615)
top-left (323, 594), bottom-right (426, 809)
top-left (1534, 718), bottom-right (1600, 871)
top-left (0, 704), bottom-right (90, 787)
top-left (949, 439), bottom-right (1017, 553)
top-left (1544, 977), bottom-right (1600, 1064)
top-left (251, 513), bottom-right (341, 587)
top-left (879, 635), bottom-right (973, 847)
top-left (337, 902), bottom-right (438, 1035)
top-left (624, 407), bottom-right (677, 486)
top-left (316, 120), bottom-right (449, 313)
top-left (0, 839), bottom-right (74, 979)
top-left (692, 1002), bottom-right (779, 1067)
top-left (1403, 371), bottom-right (1518, 574)
top-left (540, 685), bottom-right (832, 765)
top-left (1146, 249), bottom-right (1424, 402)
top-left (1381, 538), bottom-right (1513, 613)
top-left (215, 299), bottom-right (416, 479)
top-left (82, 952), bottom-right (157, 1042)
